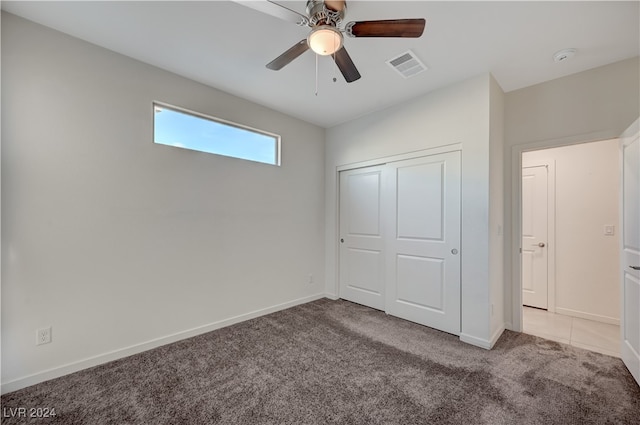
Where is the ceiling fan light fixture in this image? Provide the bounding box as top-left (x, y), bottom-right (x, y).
top-left (307, 25), bottom-right (343, 55)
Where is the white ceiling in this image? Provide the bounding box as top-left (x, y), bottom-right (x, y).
top-left (3, 1), bottom-right (639, 128)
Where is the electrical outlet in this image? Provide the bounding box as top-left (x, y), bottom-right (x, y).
top-left (36, 327), bottom-right (52, 346)
top-left (307, 274), bottom-right (314, 285)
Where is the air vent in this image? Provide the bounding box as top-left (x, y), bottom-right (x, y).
top-left (386, 50), bottom-right (428, 79)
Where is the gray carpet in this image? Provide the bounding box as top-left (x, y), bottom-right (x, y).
top-left (2, 299), bottom-right (639, 424)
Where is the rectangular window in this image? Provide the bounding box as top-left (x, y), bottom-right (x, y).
top-left (153, 102), bottom-right (280, 166)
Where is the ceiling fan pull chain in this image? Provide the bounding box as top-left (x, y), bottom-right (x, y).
top-left (315, 53), bottom-right (319, 96)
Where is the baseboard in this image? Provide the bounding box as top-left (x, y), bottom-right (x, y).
top-left (555, 307), bottom-right (620, 326)
top-left (489, 325), bottom-right (506, 348)
top-left (324, 292), bottom-right (339, 300)
top-left (1, 293), bottom-right (326, 395)
top-left (459, 326), bottom-right (505, 350)
top-left (459, 333), bottom-right (493, 350)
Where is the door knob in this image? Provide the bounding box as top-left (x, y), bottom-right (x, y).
top-left (531, 242), bottom-right (546, 248)
top-left (631, 265), bottom-right (640, 271)
top-left (340, 238), bottom-right (344, 243)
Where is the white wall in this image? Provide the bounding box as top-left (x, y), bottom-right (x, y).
top-left (325, 74), bottom-right (504, 348)
top-left (523, 140), bottom-right (620, 323)
top-left (504, 57), bottom-right (640, 330)
top-left (1, 13), bottom-right (326, 391)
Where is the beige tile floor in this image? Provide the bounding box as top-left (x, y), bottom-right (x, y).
top-left (523, 306), bottom-right (620, 357)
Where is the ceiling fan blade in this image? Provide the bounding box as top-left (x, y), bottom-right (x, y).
top-left (232, 0), bottom-right (309, 26)
top-left (333, 47), bottom-right (361, 83)
top-left (347, 18), bottom-right (426, 38)
top-left (266, 40), bottom-right (310, 70)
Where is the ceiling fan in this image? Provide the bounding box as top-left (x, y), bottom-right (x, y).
top-left (238, 0), bottom-right (426, 83)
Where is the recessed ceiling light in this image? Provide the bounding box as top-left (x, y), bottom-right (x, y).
top-left (553, 48), bottom-right (577, 63)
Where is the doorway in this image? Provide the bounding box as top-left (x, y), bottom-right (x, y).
top-left (520, 139), bottom-right (621, 357)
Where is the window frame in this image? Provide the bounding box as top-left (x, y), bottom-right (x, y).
top-left (152, 101), bottom-right (281, 166)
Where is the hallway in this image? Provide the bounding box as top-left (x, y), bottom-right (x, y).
top-left (523, 306), bottom-right (620, 357)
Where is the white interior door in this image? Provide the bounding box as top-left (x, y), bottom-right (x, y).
top-left (522, 165), bottom-right (549, 309)
top-left (339, 166), bottom-right (386, 310)
top-left (621, 119), bottom-right (640, 386)
top-left (385, 152), bottom-right (461, 335)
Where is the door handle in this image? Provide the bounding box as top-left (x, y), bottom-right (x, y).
top-left (531, 242), bottom-right (546, 248)
top-left (631, 266), bottom-right (640, 271)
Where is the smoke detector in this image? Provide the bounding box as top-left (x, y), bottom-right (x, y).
top-left (553, 48), bottom-right (577, 63)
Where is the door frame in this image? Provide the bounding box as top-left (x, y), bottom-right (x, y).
top-left (521, 158), bottom-right (557, 313)
top-left (334, 143), bottom-right (462, 300)
top-left (510, 130), bottom-right (618, 332)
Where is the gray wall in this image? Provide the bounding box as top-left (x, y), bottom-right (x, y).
top-left (489, 75), bottom-right (505, 339)
top-left (505, 57), bottom-right (640, 146)
top-left (503, 57), bottom-right (640, 329)
top-left (1, 13), bottom-right (326, 391)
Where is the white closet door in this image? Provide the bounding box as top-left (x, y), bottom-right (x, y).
top-left (339, 166), bottom-right (386, 310)
top-left (385, 151), bottom-right (461, 335)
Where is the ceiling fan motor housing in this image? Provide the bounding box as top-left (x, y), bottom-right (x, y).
top-left (306, 0), bottom-right (346, 27)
